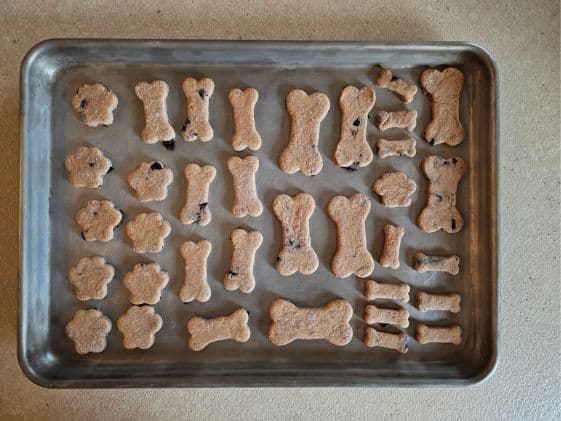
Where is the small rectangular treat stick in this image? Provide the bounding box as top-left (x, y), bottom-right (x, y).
top-left (379, 224), bottom-right (404, 269)
top-left (364, 280), bottom-right (410, 303)
top-left (416, 324), bottom-right (462, 345)
top-left (416, 292), bottom-right (461, 313)
top-left (364, 304), bottom-right (409, 328)
top-left (364, 327), bottom-right (408, 353)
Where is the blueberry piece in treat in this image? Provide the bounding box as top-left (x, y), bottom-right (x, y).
top-left (198, 89), bottom-right (206, 98)
top-left (353, 118), bottom-right (361, 127)
top-left (429, 139), bottom-right (435, 146)
top-left (451, 218), bottom-right (457, 230)
top-left (81, 232), bottom-right (87, 241)
top-left (227, 270), bottom-right (239, 277)
top-left (106, 166), bottom-right (114, 174)
top-left (181, 118), bottom-right (190, 132)
top-left (79, 99), bottom-right (87, 110)
top-left (391, 75), bottom-right (399, 82)
top-left (162, 140), bottom-right (175, 150)
top-left (150, 162), bottom-right (164, 170)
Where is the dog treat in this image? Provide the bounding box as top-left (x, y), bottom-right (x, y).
top-left (179, 240), bottom-right (212, 303)
top-left (181, 77), bottom-right (214, 142)
top-left (65, 309), bottom-right (112, 354)
top-left (65, 146), bottom-right (113, 188)
top-left (417, 155), bottom-right (466, 233)
top-left (414, 253), bottom-right (460, 274)
top-left (420, 67), bottom-right (464, 146)
top-left (364, 327), bottom-right (408, 353)
top-left (224, 229), bottom-right (263, 294)
top-left (117, 305), bottom-right (163, 350)
top-left (68, 256), bottom-right (114, 301)
top-left (180, 164), bottom-right (216, 226)
top-left (417, 292), bottom-right (461, 313)
top-left (416, 324), bottom-right (462, 345)
top-left (126, 212), bottom-right (171, 253)
top-left (228, 88), bottom-right (262, 151)
top-left (328, 193), bottom-right (374, 278)
top-left (127, 161), bottom-right (174, 202)
top-left (187, 308), bottom-right (251, 351)
top-left (279, 89), bottom-right (330, 176)
top-left (72, 83), bottom-right (118, 127)
top-left (76, 200), bottom-right (123, 242)
top-left (372, 172), bottom-right (417, 207)
top-left (364, 304), bottom-right (409, 328)
top-left (135, 80), bottom-right (175, 144)
top-left (268, 298), bottom-right (353, 346)
top-left (227, 156), bottom-right (263, 218)
top-left (376, 110), bottom-right (417, 132)
top-left (375, 68), bottom-right (418, 104)
top-left (334, 85), bottom-right (376, 169)
top-left (379, 225), bottom-right (405, 269)
top-left (272, 193), bottom-right (318, 276)
top-left (364, 280), bottom-right (410, 303)
top-left (123, 263), bottom-right (169, 305)
top-left (376, 138), bottom-right (416, 158)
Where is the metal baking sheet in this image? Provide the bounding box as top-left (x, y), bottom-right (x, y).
top-left (19, 40), bottom-right (498, 387)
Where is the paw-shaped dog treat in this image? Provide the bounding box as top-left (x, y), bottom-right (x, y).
top-left (273, 193), bottom-right (319, 276)
top-left (76, 200), bottom-right (123, 242)
top-left (365, 280), bottom-right (410, 303)
top-left (72, 83), bottom-right (118, 127)
top-left (376, 110), bottom-right (417, 132)
top-left (279, 89), bottom-right (330, 176)
top-left (379, 224), bottom-right (404, 269)
top-left (334, 85), bottom-right (376, 169)
top-left (127, 161), bottom-right (174, 202)
top-left (68, 256), bottom-right (114, 301)
top-left (268, 298), bottom-right (353, 346)
top-left (65, 309), bottom-right (112, 354)
top-left (364, 304), bottom-right (409, 329)
top-left (123, 263), bottom-right (169, 305)
top-left (328, 193), bottom-right (374, 278)
top-left (224, 229), bottom-right (263, 294)
top-left (375, 68), bottom-right (417, 104)
top-left (420, 67), bottom-right (464, 146)
top-left (228, 88), bottom-right (262, 151)
top-left (65, 146), bottom-right (113, 188)
top-left (364, 327), bottom-right (408, 353)
top-left (117, 305), bottom-right (163, 350)
top-left (414, 253), bottom-right (460, 274)
top-left (181, 77), bottom-right (214, 142)
top-left (376, 138), bottom-right (416, 158)
top-left (125, 212), bottom-right (171, 253)
top-left (416, 324), bottom-right (462, 345)
top-left (180, 164), bottom-right (216, 226)
top-left (372, 172), bottom-right (416, 207)
top-left (180, 240), bottom-right (212, 303)
top-left (417, 155), bottom-right (466, 233)
top-left (187, 308), bottom-right (251, 351)
top-left (416, 291), bottom-right (461, 313)
top-left (135, 80), bottom-right (175, 144)
top-left (227, 156), bottom-right (263, 218)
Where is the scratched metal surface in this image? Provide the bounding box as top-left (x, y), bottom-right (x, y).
top-left (19, 40), bottom-right (498, 387)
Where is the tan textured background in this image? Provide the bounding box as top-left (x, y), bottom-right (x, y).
top-left (1, 0), bottom-right (560, 419)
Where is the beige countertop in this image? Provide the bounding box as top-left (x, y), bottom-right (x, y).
top-left (1, 1), bottom-right (559, 419)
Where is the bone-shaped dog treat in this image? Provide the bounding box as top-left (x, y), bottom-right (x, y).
top-left (364, 327), bottom-right (408, 353)
top-left (279, 89), bottom-right (330, 176)
top-left (376, 138), bottom-right (416, 158)
top-left (414, 253), bottom-right (460, 274)
top-left (224, 229), bottom-right (263, 294)
top-left (227, 156), bottom-right (263, 218)
top-left (416, 324), bottom-right (462, 345)
top-left (420, 67), bottom-right (464, 146)
top-left (376, 110), bottom-right (417, 132)
top-left (375, 68), bottom-right (418, 104)
top-left (416, 292), bottom-right (461, 313)
top-left (334, 85), bottom-right (376, 168)
top-left (268, 298), bottom-right (353, 346)
top-left (272, 193), bottom-right (318, 276)
top-left (228, 88), bottom-right (262, 151)
top-left (180, 164), bottom-right (216, 226)
top-left (364, 304), bottom-right (409, 328)
top-left (364, 280), bottom-right (410, 303)
top-left (181, 77), bottom-right (214, 142)
top-left (328, 193), bottom-right (374, 278)
top-left (187, 308), bottom-right (251, 351)
top-left (379, 224), bottom-right (404, 269)
top-left (417, 155), bottom-right (466, 233)
top-left (135, 80), bottom-right (175, 144)
top-left (179, 240), bottom-right (212, 303)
